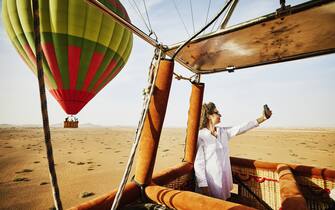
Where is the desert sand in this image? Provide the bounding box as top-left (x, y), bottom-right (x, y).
top-left (0, 126), bottom-right (334, 210)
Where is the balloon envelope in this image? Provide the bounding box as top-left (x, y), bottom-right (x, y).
top-left (2, 0), bottom-right (133, 114)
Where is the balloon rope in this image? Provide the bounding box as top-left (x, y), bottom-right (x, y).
top-left (32, 0), bottom-right (63, 209)
top-left (110, 49), bottom-right (162, 210)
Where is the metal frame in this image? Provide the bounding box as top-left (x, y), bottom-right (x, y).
top-left (168, 0), bottom-right (334, 51)
top-left (88, 0), bottom-right (335, 74)
top-left (166, 0), bottom-right (335, 74)
top-left (86, 0), bottom-right (237, 53)
top-left (171, 0), bottom-right (234, 59)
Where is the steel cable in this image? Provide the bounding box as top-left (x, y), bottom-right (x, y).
top-left (172, 0), bottom-right (191, 37)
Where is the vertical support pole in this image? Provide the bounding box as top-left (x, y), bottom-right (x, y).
top-left (134, 59), bottom-right (174, 185)
top-left (32, 0), bottom-right (63, 209)
top-left (183, 83), bottom-right (204, 163)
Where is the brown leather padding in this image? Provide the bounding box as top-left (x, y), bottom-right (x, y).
top-left (69, 162), bottom-right (192, 210)
top-left (68, 182), bottom-right (140, 210)
top-left (184, 83), bottom-right (204, 163)
top-left (134, 59), bottom-right (174, 185)
top-left (277, 164), bottom-right (308, 210)
top-left (69, 156), bottom-right (335, 209)
top-left (145, 185), bottom-right (255, 210)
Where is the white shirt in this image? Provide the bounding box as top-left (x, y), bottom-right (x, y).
top-left (330, 188), bottom-right (335, 201)
top-left (194, 120), bottom-right (259, 200)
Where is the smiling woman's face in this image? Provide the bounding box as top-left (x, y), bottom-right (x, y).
top-left (200, 102), bottom-right (223, 129)
top-left (208, 108), bottom-right (221, 125)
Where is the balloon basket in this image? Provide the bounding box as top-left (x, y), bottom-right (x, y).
top-left (64, 116), bottom-right (79, 128)
top-left (64, 121), bottom-right (78, 128)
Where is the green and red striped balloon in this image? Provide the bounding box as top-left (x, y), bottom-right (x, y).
top-left (2, 0), bottom-right (133, 115)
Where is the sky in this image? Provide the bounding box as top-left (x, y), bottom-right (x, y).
top-left (0, 0), bottom-right (334, 128)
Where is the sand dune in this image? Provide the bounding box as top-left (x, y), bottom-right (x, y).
top-left (0, 127), bottom-right (334, 209)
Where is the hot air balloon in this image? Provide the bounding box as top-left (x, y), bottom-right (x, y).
top-left (2, 0), bottom-right (133, 116)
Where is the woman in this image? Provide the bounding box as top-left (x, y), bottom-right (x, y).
top-left (194, 102), bottom-right (272, 200)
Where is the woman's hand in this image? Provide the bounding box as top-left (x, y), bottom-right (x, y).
top-left (263, 104), bottom-right (272, 119)
top-left (257, 104), bottom-right (272, 124)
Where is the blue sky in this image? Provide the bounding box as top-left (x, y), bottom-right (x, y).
top-left (0, 0), bottom-right (334, 127)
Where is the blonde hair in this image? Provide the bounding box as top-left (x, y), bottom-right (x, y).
top-left (199, 102), bottom-right (217, 129)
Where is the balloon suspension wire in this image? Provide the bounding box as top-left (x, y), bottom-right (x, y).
top-left (210, 0), bottom-right (229, 33)
top-left (203, 0), bottom-right (212, 35)
top-left (210, 11), bottom-right (223, 32)
top-left (189, 0), bottom-right (195, 34)
top-left (32, 0), bottom-right (63, 210)
top-left (126, 0), bottom-right (151, 34)
top-left (110, 48), bottom-right (163, 210)
top-left (172, 0), bottom-right (233, 60)
top-left (142, 0), bottom-right (156, 38)
top-left (126, 0), bottom-right (157, 39)
top-left (172, 0), bottom-right (191, 37)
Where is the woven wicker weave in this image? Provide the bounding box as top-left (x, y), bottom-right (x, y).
top-left (295, 175), bottom-right (335, 210)
top-left (161, 172), bottom-right (195, 192)
top-left (151, 159), bottom-right (335, 210)
top-left (232, 166), bottom-right (280, 210)
top-left (230, 157), bottom-right (335, 210)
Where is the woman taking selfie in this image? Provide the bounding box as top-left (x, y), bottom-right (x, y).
top-left (194, 102), bottom-right (272, 200)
